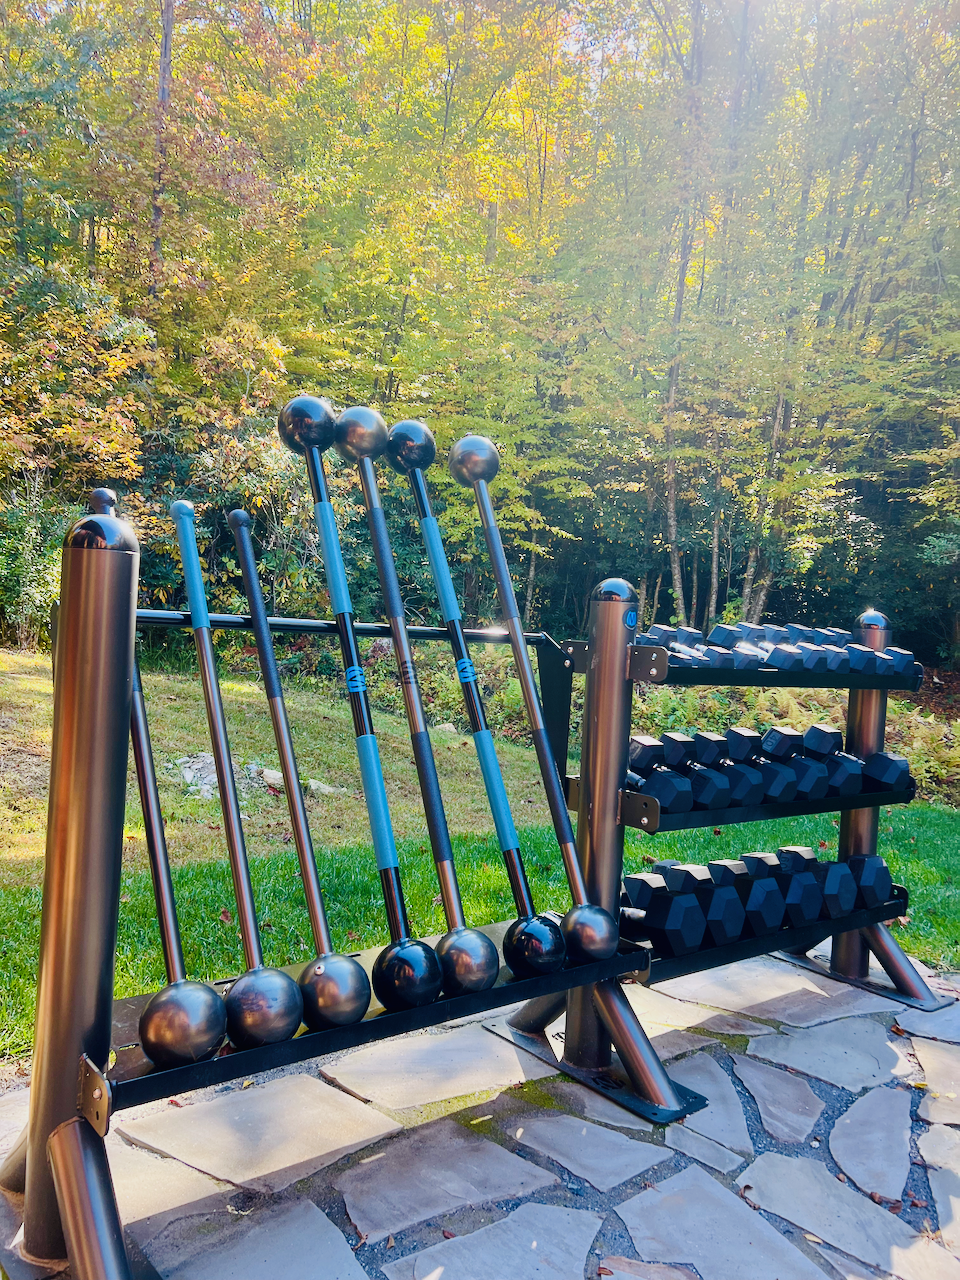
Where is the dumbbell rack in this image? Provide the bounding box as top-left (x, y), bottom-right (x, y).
top-left (533, 623), bottom-right (945, 1005)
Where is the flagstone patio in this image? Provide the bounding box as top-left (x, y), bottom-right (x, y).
top-left (2, 949), bottom-right (959, 1280)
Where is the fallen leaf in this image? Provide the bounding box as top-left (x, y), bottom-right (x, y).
top-left (911, 1199), bottom-right (929, 1208)
top-left (267, 785), bottom-right (281, 796)
top-left (641, 854), bottom-right (655, 865)
top-left (168, 1098), bottom-right (184, 1107)
top-left (891, 1024), bottom-right (907, 1036)
top-left (351, 1232), bottom-right (368, 1251)
top-left (836, 1173), bottom-right (847, 1183)
top-left (262, 921), bottom-right (274, 931)
top-left (387, 1236), bottom-right (395, 1248)
top-left (442, 1230), bottom-right (456, 1239)
top-left (713, 827), bottom-right (721, 836)
top-left (432, 894), bottom-right (443, 906)
top-left (282, 832), bottom-right (292, 843)
top-left (598, 1270), bottom-right (614, 1277)
top-left (804, 1233), bottom-right (824, 1244)
top-left (219, 908), bottom-right (233, 924)
top-left (818, 840), bottom-right (828, 850)
top-left (347, 930), bottom-right (360, 942)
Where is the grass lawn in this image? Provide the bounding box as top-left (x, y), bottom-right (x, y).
top-left (1, 649), bottom-right (959, 1062)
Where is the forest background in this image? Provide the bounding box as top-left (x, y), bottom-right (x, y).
top-left (1, 0), bottom-right (959, 667)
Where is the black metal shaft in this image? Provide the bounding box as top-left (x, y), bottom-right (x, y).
top-left (131, 664), bottom-right (186, 982)
top-left (473, 477), bottom-right (588, 905)
top-left (407, 467), bottom-right (535, 917)
top-left (47, 1119), bottom-right (133, 1280)
top-left (357, 456), bottom-right (465, 929)
top-left (303, 447), bottom-right (412, 943)
top-left (229, 511), bottom-right (334, 956)
top-left (23, 512), bottom-right (139, 1262)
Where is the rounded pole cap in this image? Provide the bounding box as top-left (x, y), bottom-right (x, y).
top-left (227, 509), bottom-right (252, 531)
top-left (385, 420), bottom-right (436, 475)
top-left (89, 488), bottom-right (117, 516)
top-left (856, 608), bottom-right (891, 631)
top-left (278, 395), bottom-right (337, 456)
top-left (170, 500), bottom-right (195, 521)
top-left (591, 578), bottom-right (638, 604)
top-left (448, 435), bottom-right (500, 486)
top-left (335, 406), bottom-right (388, 462)
top-left (64, 514), bottom-right (139, 553)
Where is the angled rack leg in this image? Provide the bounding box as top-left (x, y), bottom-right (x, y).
top-left (47, 1119), bottom-right (131, 1280)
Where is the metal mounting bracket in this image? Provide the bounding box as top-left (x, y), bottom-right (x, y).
top-left (78, 1054), bottom-right (112, 1137)
top-left (628, 645), bottom-right (669, 684)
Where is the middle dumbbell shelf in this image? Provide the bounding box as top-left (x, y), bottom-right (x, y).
top-left (564, 775), bottom-right (915, 834)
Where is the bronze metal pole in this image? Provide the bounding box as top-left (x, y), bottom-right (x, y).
top-left (22, 511), bottom-right (138, 1265)
top-left (47, 1119), bottom-right (132, 1280)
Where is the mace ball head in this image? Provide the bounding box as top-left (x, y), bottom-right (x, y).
top-left (278, 395), bottom-right (337, 456)
top-left (138, 979), bottom-right (227, 1069)
top-left (561, 903), bottom-right (619, 963)
top-left (372, 938), bottom-right (443, 1011)
top-left (335, 406), bottom-right (388, 462)
top-left (448, 435), bottom-right (500, 486)
top-left (224, 967), bottom-right (303, 1050)
top-left (502, 915), bottom-right (566, 978)
top-left (385, 419), bottom-right (436, 475)
top-left (435, 927), bottom-right (500, 996)
top-left (298, 953), bottom-right (371, 1030)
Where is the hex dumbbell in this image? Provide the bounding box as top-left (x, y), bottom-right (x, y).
top-left (619, 872), bottom-right (706, 956)
top-left (695, 731), bottom-right (764, 806)
top-left (662, 732), bottom-right (732, 809)
top-left (627, 736), bottom-right (694, 813)
top-left (708, 858), bottom-right (785, 937)
top-left (777, 845), bottom-right (857, 919)
top-left (848, 855), bottom-right (893, 909)
top-left (658, 863), bottom-right (745, 947)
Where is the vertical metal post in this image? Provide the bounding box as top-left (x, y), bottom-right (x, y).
top-left (832, 609), bottom-right (889, 980)
top-left (560, 579), bottom-right (685, 1113)
top-left (47, 1119), bottom-right (132, 1280)
top-left (21, 512), bottom-right (138, 1266)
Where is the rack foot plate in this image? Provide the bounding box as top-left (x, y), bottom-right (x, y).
top-left (777, 951), bottom-right (954, 1013)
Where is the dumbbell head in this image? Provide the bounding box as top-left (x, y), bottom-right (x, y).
top-left (786, 623), bottom-right (815, 644)
top-left (765, 644), bottom-right (804, 671)
top-left (818, 861), bottom-right (857, 917)
top-left (885, 647), bottom-right (916, 675)
top-left (756, 759), bottom-right (798, 802)
top-left (796, 642), bottom-right (829, 673)
top-left (707, 623), bottom-right (741, 648)
top-left (862, 752), bottom-right (910, 791)
top-left (652, 859), bottom-right (683, 880)
top-left (803, 724), bottom-right (843, 760)
top-left (385, 419), bottom-right (437, 474)
top-left (761, 726), bottom-right (804, 760)
top-left (642, 767), bottom-right (694, 813)
top-left (629, 735), bottom-right (665, 774)
top-left (718, 759), bottom-right (765, 805)
top-left (779, 871), bottom-right (824, 928)
top-left (732, 643), bottom-right (762, 669)
top-left (677, 626), bottom-right (704, 647)
top-left (776, 845), bottom-right (817, 874)
top-left (829, 628), bottom-right (854, 646)
top-left (846, 643), bottom-right (877, 674)
top-left (701, 645), bottom-right (736, 668)
top-left (825, 751), bottom-right (862, 796)
top-left (448, 435), bottom-right (500, 485)
top-left (708, 858), bottom-right (750, 887)
top-left (743, 879), bottom-right (786, 935)
top-left (791, 756), bottom-right (829, 800)
top-left (688, 763), bottom-right (731, 809)
top-left (849, 855), bottom-right (893, 909)
top-left (764, 624), bottom-right (789, 645)
top-left (735, 622), bottom-right (766, 644)
top-left (665, 866), bottom-right (745, 947)
top-left (622, 872), bottom-right (669, 909)
top-left (662, 732), bottom-right (696, 769)
top-left (642, 892), bottom-right (707, 957)
top-left (727, 726), bottom-right (762, 761)
top-left (820, 644), bottom-right (850, 673)
top-left (694, 731), bottom-right (728, 767)
top-left (649, 624), bottom-right (678, 645)
top-left (742, 852), bottom-right (780, 877)
top-left (278, 394), bottom-right (337, 455)
top-left (335, 405), bottom-right (389, 462)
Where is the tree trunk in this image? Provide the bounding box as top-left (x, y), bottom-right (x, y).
top-left (522, 532), bottom-right (538, 630)
top-left (750, 566), bottom-right (774, 624)
top-left (637, 574), bottom-right (648, 633)
top-left (650, 571), bottom-right (662, 630)
top-left (741, 545), bottom-right (759, 617)
top-left (13, 174), bottom-right (27, 261)
top-left (151, 0), bottom-right (175, 274)
top-left (484, 200), bottom-right (498, 265)
top-left (689, 552), bottom-right (699, 632)
top-left (708, 504), bottom-right (720, 628)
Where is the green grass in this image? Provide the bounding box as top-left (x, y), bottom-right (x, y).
top-left (2, 648), bottom-right (959, 1062)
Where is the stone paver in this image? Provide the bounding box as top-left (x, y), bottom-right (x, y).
top-left (0, 1091), bottom-right (28, 1158)
top-left (0, 1191), bottom-right (52, 1280)
top-left (601, 1261), bottom-right (698, 1279)
top-left (812, 1243), bottom-right (895, 1279)
top-left (656, 956), bottom-right (897, 1025)
top-left (545, 1013), bottom-right (715, 1065)
top-left (919, 1124), bottom-right (960, 1171)
top-left (664, 1124), bottom-right (743, 1173)
top-left (896, 1003), bottom-right (960, 1045)
top-left (916, 1040), bottom-right (960, 1124)
top-left (665, 1053), bottom-right (753, 1154)
top-left (107, 1134), bottom-right (231, 1248)
top-left (616, 1163), bottom-right (825, 1280)
top-left (731, 1054), bottom-right (824, 1144)
top-left (927, 1168), bottom-right (960, 1257)
top-left (327, 1024), bottom-right (554, 1109)
top-left (828, 1087), bottom-right (912, 1201)
top-left (549, 1081), bottom-right (653, 1131)
top-left (736, 1151), bottom-right (960, 1280)
top-left (117, 1074), bottom-right (401, 1192)
top-left (624, 985), bottom-right (773, 1037)
top-left (380, 1202), bottom-right (603, 1280)
top-left (507, 1112), bottom-right (670, 1191)
top-left (334, 1118), bottom-right (555, 1244)
top-left (164, 1200), bottom-right (367, 1280)
top-left (747, 1017), bottom-right (914, 1091)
